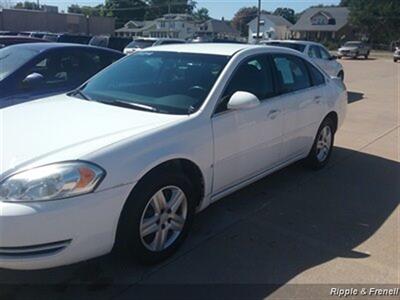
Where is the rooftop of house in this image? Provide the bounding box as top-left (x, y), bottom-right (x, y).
top-left (291, 7), bottom-right (350, 32)
top-left (157, 13), bottom-right (195, 21)
top-left (199, 19), bottom-right (240, 36)
top-left (248, 13), bottom-right (293, 27)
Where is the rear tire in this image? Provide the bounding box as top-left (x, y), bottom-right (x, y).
top-left (115, 171), bottom-right (196, 264)
top-left (338, 71), bottom-right (344, 81)
top-left (306, 117), bottom-right (335, 170)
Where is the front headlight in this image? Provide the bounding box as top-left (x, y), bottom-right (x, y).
top-left (0, 161), bottom-right (105, 202)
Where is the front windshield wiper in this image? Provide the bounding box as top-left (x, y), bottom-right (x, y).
top-left (70, 89), bottom-right (91, 101)
top-left (98, 99), bottom-right (158, 112)
top-left (0, 54), bottom-right (10, 61)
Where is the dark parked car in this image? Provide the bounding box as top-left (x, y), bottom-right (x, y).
top-left (28, 32), bottom-right (51, 39)
top-left (0, 36), bottom-right (47, 49)
top-left (43, 34), bottom-right (92, 44)
top-left (89, 35), bottom-right (132, 52)
top-left (0, 43), bottom-right (124, 108)
top-left (0, 31), bottom-right (19, 36)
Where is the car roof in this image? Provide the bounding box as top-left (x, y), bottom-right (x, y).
top-left (143, 43), bottom-right (266, 56)
top-left (4, 42), bottom-right (123, 54)
top-left (157, 38), bottom-right (185, 41)
top-left (263, 40), bottom-right (322, 46)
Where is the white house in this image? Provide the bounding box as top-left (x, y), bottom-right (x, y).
top-left (115, 14), bottom-right (197, 39)
top-left (196, 19), bottom-right (240, 41)
top-left (248, 14), bottom-right (293, 43)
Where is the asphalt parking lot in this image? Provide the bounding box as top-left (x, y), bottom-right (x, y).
top-left (0, 57), bottom-right (399, 300)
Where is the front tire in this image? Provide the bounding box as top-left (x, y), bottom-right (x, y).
top-left (115, 171), bottom-right (195, 264)
top-left (306, 118), bottom-right (335, 170)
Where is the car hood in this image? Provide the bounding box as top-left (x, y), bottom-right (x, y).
top-left (339, 46), bottom-right (358, 51)
top-left (0, 95), bottom-right (186, 177)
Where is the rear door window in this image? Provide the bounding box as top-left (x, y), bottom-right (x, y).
top-left (306, 61), bottom-right (325, 86)
top-left (319, 46), bottom-right (331, 60)
top-left (308, 46), bottom-right (321, 59)
top-left (272, 54), bottom-right (312, 93)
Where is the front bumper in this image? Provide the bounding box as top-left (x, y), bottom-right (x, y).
top-left (337, 50), bottom-right (358, 57)
top-left (0, 183), bottom-right (133, 270)
top-left (394, 52), bottom-right (400, 59)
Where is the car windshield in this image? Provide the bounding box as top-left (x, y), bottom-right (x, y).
top-left (0, 46), bottom-right (38, 81)
top-left (43, 34), bottom-right (58, 42)
top-left (126, 40), bottom-right (156, 49)
top-left (264, 42), bottom-right (306, 52)
top-left (344, 42), bottom-right (362, 47)
top-left (89, 36), bottom-right (108, 47)
top-left (78, 51), bottom-right (229, 114)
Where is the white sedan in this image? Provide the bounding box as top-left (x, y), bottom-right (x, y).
top-left (261, 40), bottom-right (345, 80)
top-left (0, 44), bottom-right (347, 270)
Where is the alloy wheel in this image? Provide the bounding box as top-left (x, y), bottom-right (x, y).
top-left (316, 125), bottom-right (332, 162)
top-left (139, 186), bottom-right (188, 252)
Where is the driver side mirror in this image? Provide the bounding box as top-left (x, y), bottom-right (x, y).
top-left (22, 73), bottom-right (44, 89)
top-left (227, 91), bottom-right (260, 110)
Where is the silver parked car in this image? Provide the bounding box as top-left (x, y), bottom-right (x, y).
top-left (261, 40), bottom-right (344, 80)
top-left (337, 41), bottom-right (370, 59)
top-left (394, 47), bottom-right (400, 63)
top-left (123, 38), bottom-right (186, 55)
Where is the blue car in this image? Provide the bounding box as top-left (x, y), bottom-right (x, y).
top-left (0, 43), bottom-right (124, 108)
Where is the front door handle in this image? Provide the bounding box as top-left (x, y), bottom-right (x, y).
top-left (267, 109), bottom-right (280, 120)
top-left (314, 96), bottom-right (322, 104)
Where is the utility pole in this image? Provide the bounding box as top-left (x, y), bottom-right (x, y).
top-left (256, 0), bottom-right (261, 44)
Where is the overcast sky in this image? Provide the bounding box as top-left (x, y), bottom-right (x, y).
top-left (37, 0), bottom-right (340, 19)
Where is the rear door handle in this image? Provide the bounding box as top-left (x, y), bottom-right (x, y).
top-left (267, 109), bottom-right (280, 120)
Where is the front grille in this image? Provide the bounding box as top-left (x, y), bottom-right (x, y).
top-left (0, 240), bottom-right (71, 257)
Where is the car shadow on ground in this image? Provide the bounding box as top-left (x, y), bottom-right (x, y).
top-left (339, 57), bottom-right (377, 61)
top-left (1, 147), bottom-right (399, 300)
top-left (348, 91), bottom-right (364, 104)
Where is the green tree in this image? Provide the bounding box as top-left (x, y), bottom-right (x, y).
top-left (144, 0), bottom-right (196, 19)
top-left (68, 4), bottom-right (107, 17)
top-left (345, 0), bottom-right (400, 44)
top-left (273, 7), bottom-right (296, 24)
top-left (14, 1), bottom-right (40, 10)
top-left (104, 0), bottom-right (148, 27)
top-left (232, 6), bottom-right (270, 37)
top-left (339, 0), bottom-right (351, 6)
top-left (193, 7), bottom-right (210, 21)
